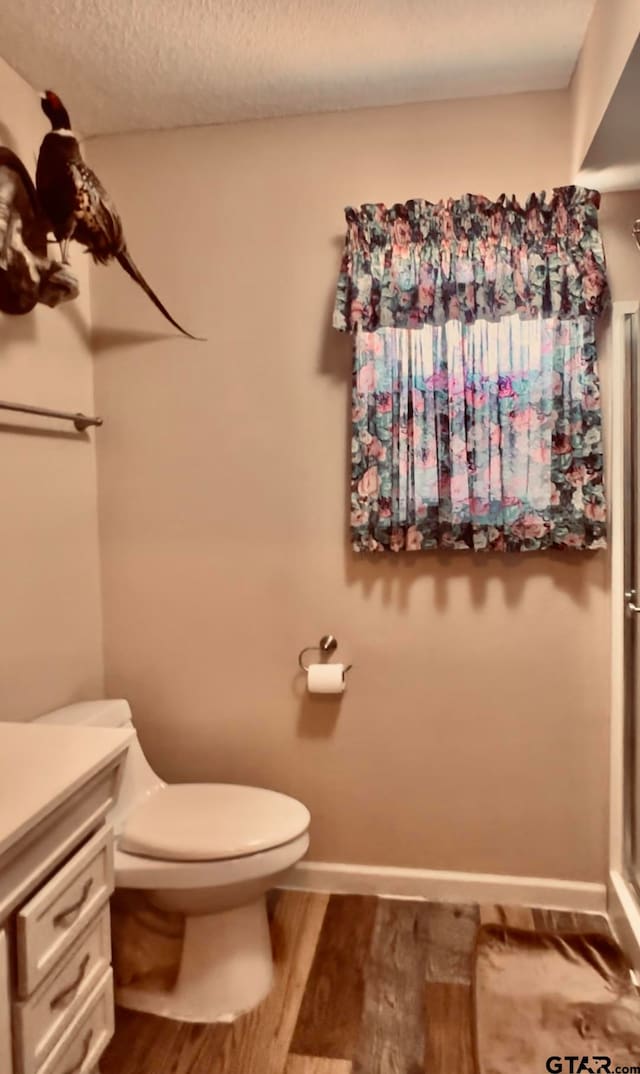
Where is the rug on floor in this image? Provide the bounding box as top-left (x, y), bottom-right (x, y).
top-left (473, 923), bottom-right (640, 1074)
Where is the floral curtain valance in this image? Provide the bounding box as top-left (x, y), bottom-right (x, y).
top-left (333, 187), bottom-right (608, 332)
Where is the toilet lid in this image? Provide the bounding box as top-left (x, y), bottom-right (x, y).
top-left (118, 784), bottom-right (310, 862)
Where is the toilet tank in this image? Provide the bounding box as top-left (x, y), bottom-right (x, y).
top-left (35, 699), bottom-right (165, 832)
top-left (37, 699), bottom-right (134, 729)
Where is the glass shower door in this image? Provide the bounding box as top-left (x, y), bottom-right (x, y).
top-left (624, 307), bottom-right (640, 893)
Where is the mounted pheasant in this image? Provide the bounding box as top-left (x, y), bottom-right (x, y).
top-left (36, 90), bottom-right (203, 339)
top-left (0, 146), bottom-right (78, 314)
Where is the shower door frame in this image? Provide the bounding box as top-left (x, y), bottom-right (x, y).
top-left (609, 298), bottom-right (640, 969)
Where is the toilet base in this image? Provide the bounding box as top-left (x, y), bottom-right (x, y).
top-left (115, 896), bottom-right (274, 1023)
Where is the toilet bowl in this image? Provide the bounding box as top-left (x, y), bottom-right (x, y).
top-left (36, 700), bottom-right (310, 1023)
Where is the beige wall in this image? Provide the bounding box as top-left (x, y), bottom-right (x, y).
top-left (571, 0), bottom-right (640, 174)
top-left (89, 88), bottom-right (622, 883)
top-left (600, 190), bottom-right (640, 299)
top-left (0, 58), bottom-right (103, 720)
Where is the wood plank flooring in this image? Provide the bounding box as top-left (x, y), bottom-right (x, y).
top-left (100, 892), bottom-right (612, 1074)
top-left (291, 894), bottom-right (377, 1060)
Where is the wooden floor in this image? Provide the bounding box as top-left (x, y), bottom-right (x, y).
top-left (100, 892), bottom-right (611, 1074)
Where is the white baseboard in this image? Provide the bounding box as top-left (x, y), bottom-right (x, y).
top-left (284, 861), bottom-right (606, 914)
top-left (609, 870), bottom-right (640, 972)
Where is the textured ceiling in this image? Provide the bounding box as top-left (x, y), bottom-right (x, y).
top-left (2, 0), bottom-right (595, 137)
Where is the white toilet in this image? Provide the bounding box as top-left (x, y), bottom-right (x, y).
top-left (37, 699), bottom-right (310, 1023)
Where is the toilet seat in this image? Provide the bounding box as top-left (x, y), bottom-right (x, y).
top-left (114, 831), bottom-right (310, 892)
top-left (118, 783), bottom-right (310, 862)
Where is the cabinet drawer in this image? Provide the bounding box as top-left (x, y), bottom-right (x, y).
top-left (36, 969), bottom-right (114, 1074)
top-left (0, 761), bottom-right (122, 924)
top-left (13, 908), bottom-right (111, 1074)
top-left (16, 828), bottom-right (113, 997)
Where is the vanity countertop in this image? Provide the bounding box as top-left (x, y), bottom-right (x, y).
top-left (0, 722), bottom-right (132, 860)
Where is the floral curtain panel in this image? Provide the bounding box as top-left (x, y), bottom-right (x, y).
top-left (333, 188), bottom-right (609, 552)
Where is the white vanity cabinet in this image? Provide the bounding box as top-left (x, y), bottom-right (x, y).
top-left (0, 723), bottom-right (131, 1074)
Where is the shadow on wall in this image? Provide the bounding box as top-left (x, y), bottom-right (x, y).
top-left (315, 247), bottom-right (610, 616)
top-left (296, 693), bottom-right (343, 739)
top-left (0, 280), bottom-right (91, 346)
top-left (0, 422), bottom-right (86, 440)
top-left (0, 311), bottom-right (37, 345)
top-left (91, 326), bottom-right (176, 353)
top-left (344, 544), bottom-right (609, 613)
top-left (0, 303), bottom-right (92, 346)
top-left (290, 667), bottom-right (344, 740)
top-left (0, 123), bottom-right (18, 153)
top-left (58, 299), bottom-right (91, 345)
top-left (317, 236), bottom-right (351, 380)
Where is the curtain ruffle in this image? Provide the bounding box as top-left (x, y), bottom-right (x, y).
top-left (351, 318), bottom-right (606, 553)
top-left (333, 187), bottom-right (608, 331)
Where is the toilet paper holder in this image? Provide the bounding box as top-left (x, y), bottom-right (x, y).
top-left (298, 634), bottom-right (352, 674)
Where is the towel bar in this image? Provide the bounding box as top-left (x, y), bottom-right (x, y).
top-left (0, 400), bottom-right (102, 432)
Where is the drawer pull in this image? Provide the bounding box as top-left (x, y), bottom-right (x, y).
top-left (52, 879), bottom-right (93, 928)
top-left (60, 1029), bottom-right (93, 1074)
top-left (50, 953), bottom-right (91, 1011)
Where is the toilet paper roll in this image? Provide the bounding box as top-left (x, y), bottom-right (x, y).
top-left (307, 663), bottom-right (346, 694)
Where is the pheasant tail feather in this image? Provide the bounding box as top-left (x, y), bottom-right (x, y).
top-left (116, 249), bottom-right (205, 341)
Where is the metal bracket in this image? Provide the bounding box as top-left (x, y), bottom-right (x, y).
top-left (298, 634), bottom-right (352, 674)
